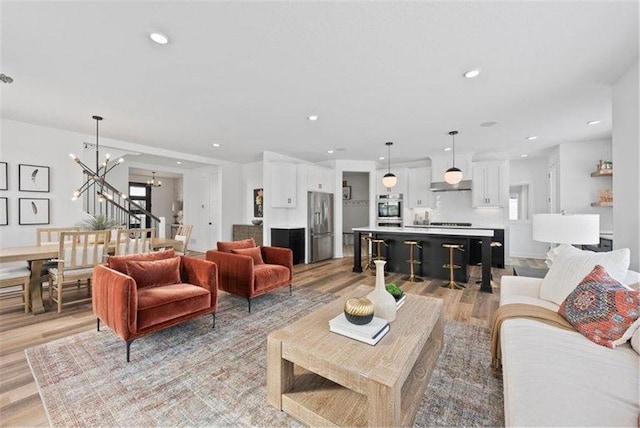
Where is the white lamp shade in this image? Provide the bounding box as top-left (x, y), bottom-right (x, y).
top-left (382, 173), bottom-right (397, 188)
top-left (532, 213), bottom-right (600, 245)
top-left (444, 168), bottom-right (463, 184)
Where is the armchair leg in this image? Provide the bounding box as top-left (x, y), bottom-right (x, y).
top-left (126, 340), bottom-right (134, 363)
top-left (97, 318), bottom-right (100, 331)
top-left (212, 313), bottom-right (216, 329)
top-left (247, 298), bottom-right (251, 313)
top-left (289, 284), bottom-right (292, 296)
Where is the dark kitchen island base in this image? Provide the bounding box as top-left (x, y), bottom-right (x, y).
top-left (353, 227), bottom-right (494, 293)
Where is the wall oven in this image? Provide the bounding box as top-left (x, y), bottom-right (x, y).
top-left (377, 194), bottom-right (403, 227)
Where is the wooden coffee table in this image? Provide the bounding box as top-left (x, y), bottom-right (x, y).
top-left (267, 285), bottom-right (444, 427)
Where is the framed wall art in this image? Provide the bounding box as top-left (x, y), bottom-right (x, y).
top-left (19, 198), bottom-right (50, 225)
top-left (0, 162), bottom-right (7, 190)
top-left (342, 185), bottom-right (352, 200)
top-left (0, 197), bottom-right (7, 226)
top-left (253, 188), bottom-right (264, 218)
top-left (19, 164), bottom-right (50, 192)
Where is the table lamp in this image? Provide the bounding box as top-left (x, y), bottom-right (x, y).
top-left (532, 212), bottom-right (600, 246)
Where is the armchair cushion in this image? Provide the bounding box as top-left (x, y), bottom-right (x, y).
top-left (232, 247), bottom-right (264, 265)
top-left (217, 239), bottom-right (255, 253)
top-left (108, 249), bottom-right (176, 274)
top-left (137, 283), bottom-right (210, 330)
top-left (254, 264), bottom-right (290, 291)
top-left (125, 257), bottom-right (181, 289)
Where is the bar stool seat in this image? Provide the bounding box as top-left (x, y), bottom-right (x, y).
top-left (475, 241), bottom-right (502, 287)
top-left (441, 243), bottom-right (465, 290)
top-left (401, 240), bottom-right (424, 282)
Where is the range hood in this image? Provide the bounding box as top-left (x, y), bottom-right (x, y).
top-left (430, 180), bottom-right (472, 192)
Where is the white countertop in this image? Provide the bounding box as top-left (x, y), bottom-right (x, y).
top-left (405, 224), bottom-right (505, 230)
top-left (353, 226), bottom-right (494, 237)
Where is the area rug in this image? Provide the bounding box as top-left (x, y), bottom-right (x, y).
top-left (26, 288), bottom-right (503, 427)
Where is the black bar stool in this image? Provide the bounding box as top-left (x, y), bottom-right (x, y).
top-left (401, 240), bottom-right (424, 282)
top-left (441, 243), bottom-right (465, 290)
top-left (475, 241), bottom-right (502, 287)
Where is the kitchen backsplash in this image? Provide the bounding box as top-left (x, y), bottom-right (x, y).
top-left (408, 191), bottom-right (505, 226)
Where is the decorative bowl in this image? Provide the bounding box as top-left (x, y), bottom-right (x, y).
top-left (344, 297), bottom-right (374, 325)
top-left (251, 219), bottom-right (263, 225)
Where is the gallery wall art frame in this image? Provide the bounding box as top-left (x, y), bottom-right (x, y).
top-left (0, 197), bottom-right (7, 226)
top-left (0, 162), bottom-right (7, 190)
top-left (342, 186), bottom-right (352, 200)
top-left (19, 164), bottom-right (50, 192)
top-left (254, 188), bottom-right (264, 218)
top-left (19, 198), bottom-right (50, 225)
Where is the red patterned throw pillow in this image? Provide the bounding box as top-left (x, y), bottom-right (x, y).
top-left (559, 265), bottom-right (640, 348)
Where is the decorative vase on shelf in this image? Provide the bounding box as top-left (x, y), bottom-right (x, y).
top-left (367, 260), bottom-right (397, 322)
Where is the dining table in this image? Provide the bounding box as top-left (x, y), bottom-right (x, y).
top-left (0, 237), bottom-right (184, 314)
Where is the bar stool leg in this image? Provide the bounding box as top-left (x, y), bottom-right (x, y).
top-left (401, 242), bottom-right (424, 282)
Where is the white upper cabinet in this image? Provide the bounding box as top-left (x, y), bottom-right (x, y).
top-left (271, 162), bottom-right (297, 208)
top-left (472, 161), bottom-right (506, 207)
top-left (408, 166), bottom-right (431, 208)
top-left (306, 165), bottom-right (334, 193)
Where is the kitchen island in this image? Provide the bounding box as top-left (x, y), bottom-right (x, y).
top-left (352, 226), bottom-right (495, 293)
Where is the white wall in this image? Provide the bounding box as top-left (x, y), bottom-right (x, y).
top-left (243, 161), bottom-right (263, 223)
top-left (1, 119), bottom-right (88, 247)
top-left (508, 157), bottom-right (549, 258)
top-left (612, 60), bottom-right (640, 271)
top-left (558, 139), bottom-right (613, 232)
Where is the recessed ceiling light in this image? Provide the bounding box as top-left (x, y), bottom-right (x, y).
top-left (480, 121), bottom-right (498, 127)
top-left (526, 136), bottom-right (538, 140)
top-left (378, 156), bottom-right (385, 160)
top-left (149, 32), bottom-right (169, 45)
top-left (444, 147), bottom-right (452, 152)
top-left (464, 69), bottom-right (481, 78)
top-left (308, 115), bottom-right (319, 121)
top-left (587, 120), bottom-right (601, 125)
top-left (327, 150), bottom-right (334, 154)
top-left (212, 143), bottom-right (221, 147)
top-left (176, 161), bottom-right (183, 165)
top-left (520, 154), bottom-right (529, 158)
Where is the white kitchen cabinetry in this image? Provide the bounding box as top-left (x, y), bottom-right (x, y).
top-left (306, 165), bottom-right (334, 193)
top-left (408, 166), bottom-right (431, 208)
top-left (472, 161), bottom-right (505, 207)
top-left (271, 162), bottom-right (297, 208)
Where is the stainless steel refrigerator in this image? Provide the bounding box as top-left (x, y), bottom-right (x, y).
top-left (308, 191), bottom-right (334, 263)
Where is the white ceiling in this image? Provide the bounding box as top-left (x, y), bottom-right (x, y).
top-left (1, 1), bottom-right (638, 165)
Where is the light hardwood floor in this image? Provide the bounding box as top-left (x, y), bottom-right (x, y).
top-left (0, 253), bottom-right (544, 426)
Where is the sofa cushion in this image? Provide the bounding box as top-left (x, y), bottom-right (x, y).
top-left (540, 246), bottom-right (630, 305)
top-left (108, 249), bottom-right (176, 274)
top-left (217, 238), bottom-right (256, 253)
top-left (125, 257), bottom-right (181, 289)
top-left (559, 265), bottom-right (640, 348)
top-left (231, 247), bottom-right (264, 265)
top-left (501, 318), bottom-right (639, 427)
top-left (137, 283), bottom-right (210, 330)
top-left (254, 264), bottom-right (290, 291)
top-left (632, 328), bottom-right (640, 354)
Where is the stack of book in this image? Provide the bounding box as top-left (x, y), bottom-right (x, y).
top-left (396, 294), bottom-right (406, 309)
top-left (329, 313), bottom-right (390, 345)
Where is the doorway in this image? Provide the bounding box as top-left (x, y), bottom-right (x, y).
top-left (128, 182), bottom-right (152, 228)
top-left (341, 172), bottom-right (370, 257)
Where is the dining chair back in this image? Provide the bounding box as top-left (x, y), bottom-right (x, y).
top-left (114, 228), bottom-right (156, 255)
top-left (175, 224), bottom-right (193, 256)
top-left (48, 231), bottom-right (107, 313)
top-left (36, 227), bottom-right (81, 246)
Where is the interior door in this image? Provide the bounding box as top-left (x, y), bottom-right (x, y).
top-left (195, 171), bottom-right (219, 251)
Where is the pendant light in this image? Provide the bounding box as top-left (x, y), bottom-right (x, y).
top-left (444, 131), bottom-right (463, 184)
top-left (381, 141), bottom-right (397, 189)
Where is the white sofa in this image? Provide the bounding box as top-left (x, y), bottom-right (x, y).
top-left (499, 271), bottom-right (640, 427)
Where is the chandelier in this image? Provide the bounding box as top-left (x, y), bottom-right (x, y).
top-left (147, 172), bottom-right (162, 187)
top-left (69, 115), bottom-right (124, 202)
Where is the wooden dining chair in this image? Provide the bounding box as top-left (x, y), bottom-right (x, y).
top-left (0, 264), bottom-right (31, 313)
top-left (114, 228), bottom-right (156, 255)
top-left (48, 231), bottom-right (107, 313)
top-left (36, 226), bottom-right (81, 246)
top-left (174, 224), bottom-right (193, 256)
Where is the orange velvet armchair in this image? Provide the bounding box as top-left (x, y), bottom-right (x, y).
top-left (92, 250), bottom-right (218, 362)
top-left (205, 238), bottom-right (293, 312)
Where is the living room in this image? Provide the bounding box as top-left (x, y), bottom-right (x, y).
top-left (1, 1), bottom-right (639, 427)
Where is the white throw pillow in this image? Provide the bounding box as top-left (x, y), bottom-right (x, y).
top-left (544, 243), bottom-right (581, 268)
top-left (631, 328), bottom-right (640, 354)
top-left (540, 246), bottom-right (631, 305)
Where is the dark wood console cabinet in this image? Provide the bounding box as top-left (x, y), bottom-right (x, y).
top-left (271, 228), bottom-right (305, 265)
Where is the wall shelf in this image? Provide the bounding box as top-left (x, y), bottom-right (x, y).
top-left (590, 170), bottom-right (613, 177)
top-left (591, 201), bottom-right (613, 207)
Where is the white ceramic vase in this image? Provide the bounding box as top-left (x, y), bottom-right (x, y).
top-left (367, 260), bottom-right (397, 322)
